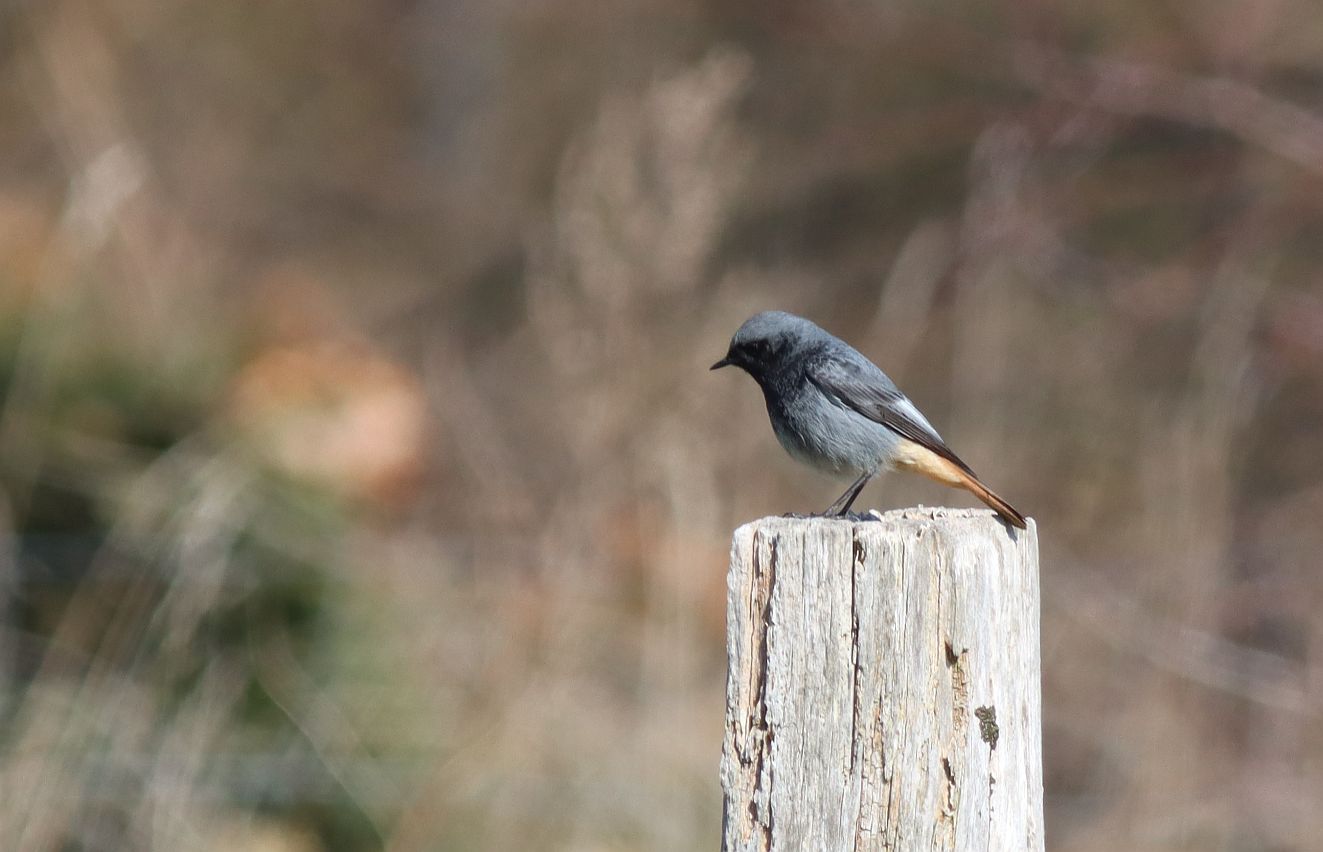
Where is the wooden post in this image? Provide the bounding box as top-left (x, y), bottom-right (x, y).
top-left (720, 508), bottom-right (1043, 852)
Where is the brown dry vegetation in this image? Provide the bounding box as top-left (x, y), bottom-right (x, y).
top-left (2, 1), bottom-right (1323, 850)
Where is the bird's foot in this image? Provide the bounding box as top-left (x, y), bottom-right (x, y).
top-left (781, 510), bottom-right (882, 522)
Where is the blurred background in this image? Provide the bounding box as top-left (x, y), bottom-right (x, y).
top-left (2, 0), bottom-right (1322, 849)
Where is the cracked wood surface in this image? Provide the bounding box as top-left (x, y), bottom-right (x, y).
top-left (720, 509), bottom-right (1043, 852)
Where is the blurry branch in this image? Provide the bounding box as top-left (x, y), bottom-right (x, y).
top-left (21, 1), bottom-right (192, 310)
top-left (4, 444), bottom-right (241, 848)
top-left (146, 453), bottom-right (254, 651)
top-left (385, 715), bottom-right (509, 852)
top-left (865, 220), bottom-right (952, 379)
top-left (1, 4), bottom-right (170, 509)
top-left (529, 47), bottom-right (752, 372)
top-left (3, 427), bottom-right (347, 847)
top-left (459, 48), bottom-right (755, 849)
top-left (1053, 571), bottom-right (1313, 716)
top-left (249, 623), bottom-right (398, 842)
top-left (1014, 44), bottom-right (1323, 175)
top-left (1137, 225), bottom-right (1274, 618)
top-left (137, 661), bottom-right (246, 849)
top-left (949, 121), bottom-right (1053, 458)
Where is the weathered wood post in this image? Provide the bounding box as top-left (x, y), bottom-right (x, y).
top-left (720, 508), bottom-right (1042, 851)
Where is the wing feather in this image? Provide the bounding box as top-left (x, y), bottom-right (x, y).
top-left (806, 355), bottom-right (978, 478)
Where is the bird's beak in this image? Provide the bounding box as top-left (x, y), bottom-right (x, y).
top-left (710, 357), bottom-right (732, 371)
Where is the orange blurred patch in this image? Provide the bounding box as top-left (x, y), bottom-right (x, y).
top-left (227, 341), bottom-right (428, 508)
top-left (0, 191), bottom-right (59, 317)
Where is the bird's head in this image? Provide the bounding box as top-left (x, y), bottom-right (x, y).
top-left (711, 311), bottom-right (819, 379)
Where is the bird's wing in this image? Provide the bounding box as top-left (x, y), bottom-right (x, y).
top-left (807, 354), bottom-right (978, 478)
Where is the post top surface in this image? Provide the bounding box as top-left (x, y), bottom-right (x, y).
top-left (736, 507), bottom-right (1036, 540)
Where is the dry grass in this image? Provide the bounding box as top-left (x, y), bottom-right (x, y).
top-left (2, 1), bottom-right (1323, 850)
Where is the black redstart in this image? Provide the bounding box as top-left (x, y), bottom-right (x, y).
top-left (712, 310), bottom-right (1026, 528)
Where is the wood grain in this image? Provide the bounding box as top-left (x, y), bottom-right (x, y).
top-left (720, 508), bottom-right (1043, 851)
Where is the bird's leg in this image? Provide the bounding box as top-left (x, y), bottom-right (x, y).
top-left (823, 471), bottom-right (872, 516)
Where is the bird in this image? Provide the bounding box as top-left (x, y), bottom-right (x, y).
top-left (711, 310), bottom-right (1026, 528)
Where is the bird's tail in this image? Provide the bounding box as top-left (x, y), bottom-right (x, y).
top-left (892, 438), bottom-right (1028, 529)
top-left (956, 470), bottom-right (1027, 529)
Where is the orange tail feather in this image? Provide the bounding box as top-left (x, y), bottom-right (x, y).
top-left (893, 438), bottom-right (1028, 529)
top-left (956, 470), bottom-right (1027, 529)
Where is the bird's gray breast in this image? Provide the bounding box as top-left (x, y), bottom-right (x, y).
top-left (764, 377), bottom-right (899, 477)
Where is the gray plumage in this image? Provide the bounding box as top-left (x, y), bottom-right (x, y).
top-left (712, 311), bottom-right (1026, 527)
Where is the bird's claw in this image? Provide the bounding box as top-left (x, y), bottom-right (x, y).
top-left (781, 510), bottom-right (882, 522)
